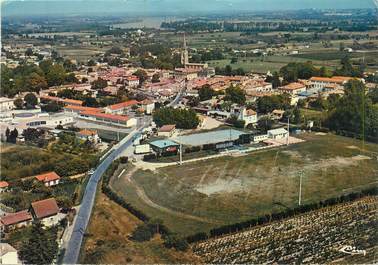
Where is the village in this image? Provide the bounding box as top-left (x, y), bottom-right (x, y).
top-left (1, 6), bottom-right (378, 264)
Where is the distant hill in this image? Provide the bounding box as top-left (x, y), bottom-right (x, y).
top-left (2, 0), bottom-right (376, 17)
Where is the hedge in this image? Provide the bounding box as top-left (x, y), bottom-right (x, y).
top-left (186, 186), bottom-right (378, 243)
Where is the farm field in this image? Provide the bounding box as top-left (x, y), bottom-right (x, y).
top-left (110, 133), bottom-right (378, 236)
top-left (80, 191), bottom-right (202, 264)
top-left (193, 196), bottom-right (378, 263)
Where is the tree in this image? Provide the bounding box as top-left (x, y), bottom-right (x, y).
top-left (151, 73), bottom-right (160, 83)
top-left (133, 69), bottom-right (148, 84)
top-left (22, 128), bottom-right (44, 142)
top-left (257, 116), bottom-right (274, 132)
top-left (7, 128), bottom-right (18, 143)
top-left (226, 115), bottom-right (245, 128)
top-left (25, 73), bottom-right (48, 92)
top-left (14, 98), bottom-right (24, 109)
top-left (83, 97), bottom-right (99, 107)
top-left (271, 72), bottom-right (281, 89)
top-left (24, 93), bottom-right (38, 109)
top-left (131, 224), bottom-right (154, 242)
top-left (257, 94), bottom-right (290, 114)
top-left (326, 80), bottom-right (377, 140)
top-left (198, 84), bottom-right (215, 101)
top-left (224, 85), bottom-right (246, 105)
top-left (87, 59), bottom-right (96, 66)
top-left (46, 64), bottom-right (66, 86)
top-left (91, 78), bottom-right (108, 90)
top-left (63, 59), bottom-right (77, 72)
top-left (368, 87), bottom-right (378, 104)
top-left (163, 234), bottom-right (189, 251)
top-left (41, 101), bottom-right (62, 113)
top-left (230, 57), bottom-right (238, 64)
top-left (64, 73), bottom-right (79, 84)
top-left (339, 42), bottom-right (345, 51)
top-left (25, 48), bottom-right (33, 56)
top-left (19, 222), bottom-right (58, 264)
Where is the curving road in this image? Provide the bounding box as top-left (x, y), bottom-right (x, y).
top-left (62, 82), bottom-right (186, 264)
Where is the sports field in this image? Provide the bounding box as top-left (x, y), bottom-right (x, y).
top-left (110, 133), bottom-right (378, 236)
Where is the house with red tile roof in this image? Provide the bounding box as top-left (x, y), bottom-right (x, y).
top-left (104, 100), bottom-right (139, 114)
top-left (278, 82), bottom-right (306, 95)
top-left (0, 181), bottom-right (9, 192)
top-left (79, 110), bottom-right (137, 127)
top-left (30, 198), bottom-right (62, 227)
top-left (0, 210), bottom-right (32, 231)
top-left (125, 75), bottom-right (140, 87)
top-left (34, 172), bottom-right (61, 187)
top-left (63, 104), bottom-right (102, 114)
top-left (157, 124), bottom-right (176, 137)
top-left (77, 129), bottom-right (100, 144)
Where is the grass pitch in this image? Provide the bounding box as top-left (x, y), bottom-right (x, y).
top-left (110, 133), bottom-right (378, 236)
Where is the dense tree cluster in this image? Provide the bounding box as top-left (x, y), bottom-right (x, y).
top-left (19, 222), bottom-right (58, 265)
top-left (256, 94), bottom-right (291, 114)
top-left (224, 85), bottom-right (246, 105)
top-left (153, 107), bottom-right (200, 129)
top-left (326, 80), bottom-right (378, 142)
top-left (198, 84), bottom-right (216, 101)
top-left (1, 59), bottom-right (78, 97)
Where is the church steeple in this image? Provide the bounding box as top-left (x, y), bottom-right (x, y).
top-left (181, 33), bottom-right (189, 67)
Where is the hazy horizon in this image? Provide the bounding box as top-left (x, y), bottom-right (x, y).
top-left (2, 0), bottom-right (376, 18)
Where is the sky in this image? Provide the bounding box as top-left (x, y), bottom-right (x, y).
top-left (2, 0), bottom-right (376, 17)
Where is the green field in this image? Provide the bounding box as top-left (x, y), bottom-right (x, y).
top-left (110, 133), bottom-right (378, 236)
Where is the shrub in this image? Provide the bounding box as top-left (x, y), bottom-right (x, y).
top-left (119, 156), bottom-right (129, 164)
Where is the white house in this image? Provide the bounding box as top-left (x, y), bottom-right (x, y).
top-left (34, 172), bottom-right (61, 187)
top-left (125, 76), bottom-right (140, 87)
top-left (77, 129), bottom-right (100, 144)
top-left (309, 76), bottom-right (354, 91)
top-left (0, 243), bottom-right (21, 264)
top-left (140, 99), bottom-right (155, 115)
top-left (157, 124), bottom-right (176, 137)
top-left (278, 82), bottom-right (306, 95)
top-left (231, 106), bottom-right (257, 126)
top-left (0, 97), bottom-right (15, 112)
top-left (267, 128), bottom-right (288, 140)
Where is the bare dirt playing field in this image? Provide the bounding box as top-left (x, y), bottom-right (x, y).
top-left (110, 133), bottom-right (378, 236)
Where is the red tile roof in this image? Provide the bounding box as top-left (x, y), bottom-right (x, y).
top-left (280, 82), bottom-right (306, 90)
top-left (159, 124), bottom-right (176, 132)
top-left (41, 96), bottom-right (83, 106)
top-left (0, 210), bottom-right (32, 226)
top-left (78, 129), bottom-right (97, 136)
top-left (126, 76), bottom-right (140, 81)
top-left (0, 181), bottom-right (9, 188)
top-left (64, 105), bottom-right (102, 113)
top-left (34, 172), bottom-right (61, 183)
top-left (310, 76), bottom-right (353, 84)
top-left (80, 111), bottom-right (130, 122)
top-left (108, 100), bottom-right (139, 110)
top-left (31, 198), bottom-right (59, 219)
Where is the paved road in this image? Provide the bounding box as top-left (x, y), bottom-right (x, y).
top-left (62, 83), bottom-right (186, 264)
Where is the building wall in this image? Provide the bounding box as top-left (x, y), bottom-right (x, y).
top-left (1, 251), bottom-right (19, 265)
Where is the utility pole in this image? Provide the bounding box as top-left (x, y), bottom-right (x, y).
top-left (179, 144), bottom-right (183, 165)
top-left (298, 171), bottom-right (303, 206)
top-left (287, 117), bottom-right (290, 146)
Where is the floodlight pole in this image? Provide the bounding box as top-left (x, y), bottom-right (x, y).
top-left (179, 144), bottom-right (183, 165)
top-left (298, 171), bottom-right (303, 206)
top-left (287, 117), bottom-right (290, 146)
